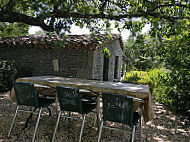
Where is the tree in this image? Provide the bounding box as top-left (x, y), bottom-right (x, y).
top-left (0, 22), bottom-right (29, 37)
top-left (124, 34), bottom-right (163, 71)
top-left (0, 0), bottom-right (189, 34)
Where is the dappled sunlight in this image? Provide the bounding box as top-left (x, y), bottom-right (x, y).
top-left (17, 76), bottom-right (149, 93)
top-left (0, 92), bottom-right (189, 141)
top-left (142, 103), bottom-right (190, 142)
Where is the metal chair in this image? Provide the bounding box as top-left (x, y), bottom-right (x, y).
top-left (52, 86), bottom-right (97, 142)
top-left (8, 82), bottom-right (55, 142)
top-left (98, 93), bottom-right (144, 142)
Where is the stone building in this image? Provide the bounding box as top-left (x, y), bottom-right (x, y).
top-left (0, 34), bottom-right (124, 81)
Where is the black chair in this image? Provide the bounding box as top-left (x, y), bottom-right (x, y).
top-left (64, 76), bottom-right (98, 104)
top-left (8, 82), bottom-right (55, 142)
top-left (98, 93), bottom-right (143, 142)
top-left (52, 86), bottom-right (97, 142)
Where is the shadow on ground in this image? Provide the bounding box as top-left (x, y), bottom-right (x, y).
top-left (0, 92), bottom-right (189, 142)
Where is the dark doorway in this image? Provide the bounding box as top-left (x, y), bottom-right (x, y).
top-left (114, 56), bottom-right (119, 79)
top-left (103, 56), bottom-right (109, 81)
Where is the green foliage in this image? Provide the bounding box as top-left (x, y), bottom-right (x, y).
top-left (124, 69), bottom-right (190, 114)
top-left (1, 0), bottom-right (189, 34)
top-left (100, 47), bottom-right (111, 58)
top-left (123, 69), bottom-right (167, 88)
top-left (157, 20), bottom-right (190, 113)
top-left (123, 18), bottom-right (189, 114)
top-left (0, 22), bottom-right (29, 37)
top-left (124, 35), bottom-right (164, 71)
top-left (0, 59), bottom-right (17, 92)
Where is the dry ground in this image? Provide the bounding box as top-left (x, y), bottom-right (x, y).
top-left (0, 92), bottom-right (189, 142)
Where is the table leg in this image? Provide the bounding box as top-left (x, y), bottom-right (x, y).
top-left (96, 95), bottom-right (102, 128)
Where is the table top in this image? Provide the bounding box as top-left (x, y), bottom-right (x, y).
top-left (16, 76), bottom-right (153, 122)
top-left (16, 76), bottom-right (150, 99)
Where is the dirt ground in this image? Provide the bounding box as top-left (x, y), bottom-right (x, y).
top-left (0, 92), bottom-right (189, 142)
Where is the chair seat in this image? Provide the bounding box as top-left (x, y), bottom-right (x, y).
top-left (81, 96), bottom-right (97, 104)
top-left (81, 90), bottom-right (98, 104)
top-left (38, 97), bottom-right (55, 108)
top-left (81, 101), bottom-right (97, 114)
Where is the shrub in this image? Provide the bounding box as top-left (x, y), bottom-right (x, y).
top-left (123, 69), bottom-right (190, 115)
top-left (123, 71), bottom-right (153, 87)
top-left (0, 59), bottom-right (17, 92)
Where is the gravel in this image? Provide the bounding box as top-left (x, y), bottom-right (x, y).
top-left (0, 92), bottom-right (189, 142)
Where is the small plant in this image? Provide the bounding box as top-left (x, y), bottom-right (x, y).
top-left (100, 47), bottom-right (111, 58)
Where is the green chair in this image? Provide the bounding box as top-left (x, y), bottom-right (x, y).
top-left (98, 93), bottom-right (143, 142)
top-left (8, 82), bottom-right (55, 142)
top-left (52, 86), bottom-right (97, 142)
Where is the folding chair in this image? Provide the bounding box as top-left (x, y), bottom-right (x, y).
top-left (98, 93), bottom-right (144, 142)
top-left (52, 86), bottom-right (97, 142)
top-left (8, 82), bottom-right (55, 142)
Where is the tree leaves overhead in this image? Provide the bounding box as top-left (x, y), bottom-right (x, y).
top-left (0, 22), bottom-right (29, 37)
top-left (0, 0), bottom-right (189, 33)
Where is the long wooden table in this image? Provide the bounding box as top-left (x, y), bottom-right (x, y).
top-left (15, 76), bottom-right (154, 122)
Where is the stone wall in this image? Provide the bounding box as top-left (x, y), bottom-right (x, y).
top-left (0, 48), bottom-right (93, 78)
top-left (92, 40), bottom-right (123, 81)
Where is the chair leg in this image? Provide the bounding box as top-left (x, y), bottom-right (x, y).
top-left (131, 125), bottom-right (136, 142)
top-left (52, 111), bottom-right (62, 142)
top-left (98, 119), bottom-right (104, 142)
top-left (8, 106), bottom-right (20, 138)
top-left (45, 106), bottom-right (52, 116)
top-left (23, 107), bottom-right (37, 130)
top-left (93, 111), bottom-right (97, 128)
top-left (66, 111), bottom-right (70, 123)
top-left (79, 114), bottom-right (86, 142)
top-left (32, 107), bottom-right (42, 142)
top-left (139, 116), bottom-right (142, 142)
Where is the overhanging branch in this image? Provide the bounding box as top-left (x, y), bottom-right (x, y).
top-left (0, 10), bottom-right (53, 31)
top-left (0, 8), bottom-right (189, 31)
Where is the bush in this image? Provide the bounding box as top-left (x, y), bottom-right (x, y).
top-left (167, 69), bottom-right (190, 113)
top-left (123, 69), bottom-right (190, 115)
top-left (123, 71), bottom-right (153, 86)
top-left (0, 59), bottom-right (17, 92)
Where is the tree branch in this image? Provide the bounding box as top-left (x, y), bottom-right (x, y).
top-left (0, 7), bottom-right (189, 32)
top-left (0, 11), bottom-right (53, 31)
top-left (54, 10), bottom-right (190, 21)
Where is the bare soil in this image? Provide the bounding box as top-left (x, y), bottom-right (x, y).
top-left (0, 92), bottom-right (189, 142)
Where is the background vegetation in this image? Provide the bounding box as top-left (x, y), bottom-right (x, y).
top-left (123, 33), bottom-right (190, 115)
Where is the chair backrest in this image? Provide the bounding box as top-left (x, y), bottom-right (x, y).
top-left (14, 82), bottom-right (39, 107)
top-left (56, 86), bottom-right (82, 113)
top-left (102, 93), bottom-right (134, 127)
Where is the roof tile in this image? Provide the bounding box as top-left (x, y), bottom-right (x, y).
top-left (0, 34), bottom-right (124, 51)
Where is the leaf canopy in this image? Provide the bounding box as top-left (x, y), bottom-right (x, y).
top-left (0, 0), bottom-right (189, 34)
